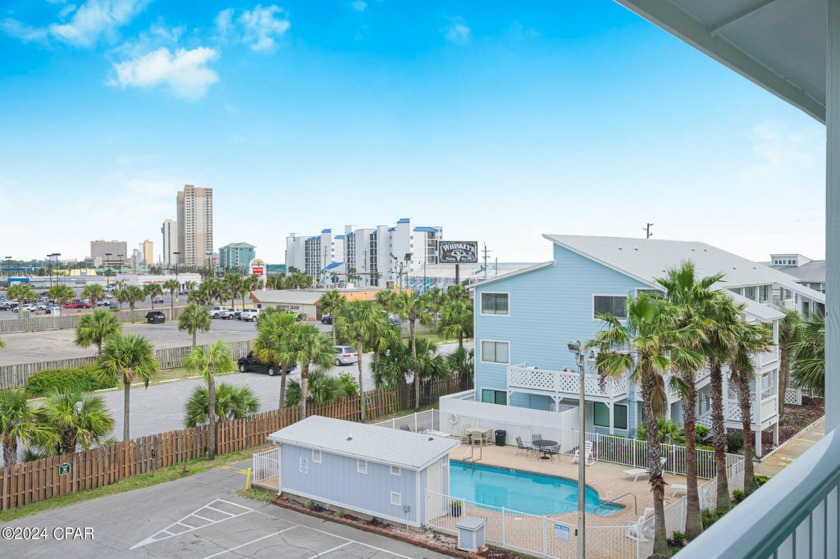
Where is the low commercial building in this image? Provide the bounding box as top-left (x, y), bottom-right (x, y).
top-left (251, 288), bottom-right (382, 319)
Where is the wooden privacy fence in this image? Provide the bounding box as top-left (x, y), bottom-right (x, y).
top-left (0, 339), bottom-right (255, 390)
top-left (0, 377), bottom-right (461, 511)
top-left (0, 307), bottom-right (188, 335)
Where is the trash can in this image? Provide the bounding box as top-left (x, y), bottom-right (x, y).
top-left (495, 430), bottom-right (506, 446)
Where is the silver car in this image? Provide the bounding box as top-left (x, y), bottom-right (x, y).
top-left (334, 345), bottom-right (358, 366)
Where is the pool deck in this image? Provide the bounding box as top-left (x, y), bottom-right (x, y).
top-left (447, 441), bottom-right (696, 527)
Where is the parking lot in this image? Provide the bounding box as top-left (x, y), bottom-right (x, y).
top-left (0, 461), bottom-right (449, 559)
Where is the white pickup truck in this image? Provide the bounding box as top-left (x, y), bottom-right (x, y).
top-left (240, 308), bottom-right (260, 322)
top-left (211, 306), bottom-right (235, 319)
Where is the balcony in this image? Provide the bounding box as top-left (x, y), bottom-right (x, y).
top-left (507, 364), bottom-right (628, 401)
top-left (697, 394), bottom-right (778, 431)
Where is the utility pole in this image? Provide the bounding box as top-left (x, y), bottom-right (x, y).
top-left (643, 223), bottom-right (654, 239)
top-left (482, 243), bottom-right (492, 280)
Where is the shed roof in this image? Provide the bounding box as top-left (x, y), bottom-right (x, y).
top-left (268, 416), bottom-right (460, 471)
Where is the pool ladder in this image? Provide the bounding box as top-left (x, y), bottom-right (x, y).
top-left (594, 492), bottom-right (637, 516)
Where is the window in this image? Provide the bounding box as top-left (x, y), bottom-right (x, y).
top-left (390, 465), bottom-right (401, 476)
top-left (593, 403), bottom-right (628, 430)
top-left (759, 285), bottom-right (770, 302)
top-left (481, 341), bottom-right (509, 364)
top-left (593, 296), bottom-right (626, 319)
top-left (390, 492), bottom-right (402, 506)
top-left (299, 457), bottom-right (309, 474)
top-left (481, 389), bottom-right (507, 405)
top-left (312, 449), bottom-right (322, 464)
top-left (481, 293), bottom-right (509, 315)
top-left (761, 372), bottom-right (777, 399)
top-left (743, 286), bottom-right (756, 300)
top-left (357, 459), bottom-right (368, 474)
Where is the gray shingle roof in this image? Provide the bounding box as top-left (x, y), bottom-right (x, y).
top-left (267, 416), bottom-right (460, 471)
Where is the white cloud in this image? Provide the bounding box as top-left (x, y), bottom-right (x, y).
top-left (740, 121), bottom-right (824, 183)
top-left (351, 1), bottom-right (367, 12)
top-left (0, 19), bottom-right (49, 43)
top-left (443, 16), bottom-right (470, 46)
top-left (109, 47), bottom-right (220, 100)
top-left (215, 4), bottom-right (290, 53)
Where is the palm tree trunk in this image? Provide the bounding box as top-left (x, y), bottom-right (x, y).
top-left (642, 369), bottom-right (669, 557)
top-left (411, 318), bottom-right (419, 409)
top-left (739, 370), bottom-right (758, 495)
top-left (2, 435), bottom-right (18, 466)
top-left (279, 366), bottom-right (288, 409)
top-left (458, 332), bottom-right (463, 351)
top-left (208, 376), bottom-right (216, 460)
top-left (778, 343), bottom-right (791, 423)
top-left (357, 334), bottom-right (366, 421)
top-left (300, 368), bottom-right (309, 419)
top-left (682, 371), bottom-right (703, 539)
top-left (710, 359), bottom-right (730, 511)
top-left (17, 297), bottom-right (23, 321)
top-left (123, 377), bottom-right (131, 441)
top-left (192, 330), bottom-right (197, 347)
top-left (170, 293), bottom-right (175, 320)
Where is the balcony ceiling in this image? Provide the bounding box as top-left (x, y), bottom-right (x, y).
top-left (614, 0), bottom-right (826, 122)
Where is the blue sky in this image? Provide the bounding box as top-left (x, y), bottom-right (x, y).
top-left (0, 0), bottom-right (826, 265)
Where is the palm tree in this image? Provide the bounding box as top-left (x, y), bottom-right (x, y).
top-left (122, 285), bottom-right (145, 322)
top-left (278, 324), bottom-right (334, 419)
top-left (37, 390), bottom-right (114, 454)
top-left (145, 283), bottom-right (164, 310)
top-left (390, 291), bottom-right (434, 408)
top-left (81, 284), bottom-right (107, 308)
top-left (336, 300), bottom-right (387, 420)
top-left (728, 321), bottom-right (773, 496)
top-left (179, 304), bottom-right (211, 347)
top-left (791, 312), bottom-right (825, 395)
top-left (777, 308), bottom-right (804, 422)
top-left (438, 298), bottom-right (474, 350)
top-left (254, 310), bottom-right (299, 409)
top-left (224, 274), bottom-right (243, 307)
top-left (184, 383), bottom-right (259, 427)
top-left (655, 261), bottom-right (719, 539)
top-left (285, 370), bottom-right (349, 406)
top-left (183, 341), bottom-right (234, 460)
top-left (446, 347), bottom-right (475, 390)
top-left (47, 284), bottom-right (75, 306)
top-left (163, 279), bottom-right (180, 319)
top-left (98, 334), bottom-right (159, 441)
top-left (7, 283), bottom-right (33, 320)
top-left (244, 275), bottom-right (261, 307)
top-left (587, 293), bottom-right (701, 557)
top-left (0, 388), bottom-right (55, 465)
top-left (446, 284), bottom-right (470, 303)
top-left (373, 289), bottom-right (396, 311)
top-left (184, 280), bottom-right (197, 293)
top-left (318, 289), bottom-right (346, 342)
top-left (74, 309), bottom-right (122, 355)
top-left (704, 291), bottom-right (744, 511)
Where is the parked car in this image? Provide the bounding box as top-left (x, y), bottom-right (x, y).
top-left (151, 296), bottom-right (164, 304)
top-left (63, 300), bottom-right (92, 309)
top-left (237, 351), bottom-right (286, 376)
top-left (145, 311), bottom-right (166, 324)
top-left (97, 298), bottom-right (111, 307)
top-left (320, 314), bottom-right (333, 324)
top-left (229, 307), bottom-right (243, 320)
top-left (13, 303), bottom-right (37, 313)
top-left (1, 301), bottom-right (18, 311)
top-left (211, 306), bottom-right (233, 319)
top-left (334, 345), bottom-right (358, 366)
top-left (109, 301), bottom-right (119, 309)
top-left (240, 308), bottom-right (260, 322)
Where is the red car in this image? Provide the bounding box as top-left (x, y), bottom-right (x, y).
top-left (63, 301), bottom-right (92, 309)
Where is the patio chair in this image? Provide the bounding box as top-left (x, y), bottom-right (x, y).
top-left (547, 444), bottom-right (561, 461)
top-left (626, 508), bottom-right (655, 542)
top-left (572, 440), bottom-right (595, 466)
top-left (399, 425), bottom-right (411, 432)
top-left (623, 457), bottom-right (667, 482)
top-left (460, 424), bottom-right (472, 443)
top-left (515, 436), bottom-right (534, 456)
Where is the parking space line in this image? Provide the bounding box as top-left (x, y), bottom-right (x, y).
top-left (300, 523), bottom-right (413, 559)
top-left (130, 499), bottom-right (256, 550)
top-left (305, 541), bottom-right (352, 559)
top-left (201, 526), bottom-right (299, 559)
top-left (193, 514), bottom-right (214, 522)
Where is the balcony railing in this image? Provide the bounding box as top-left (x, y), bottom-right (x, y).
top-left (507, 365), bottom-right (628, 399)
top-left (702, 395), bottom-right (777, 424)
top-left (758, 347), bottom-right (779, 367)
top-left (675, 426), bottom-right (840, 558)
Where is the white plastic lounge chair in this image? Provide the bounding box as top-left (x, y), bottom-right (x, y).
top-left (623, 457), bottom-right (667, 481)
top-left (572, 440), bottom-right (595, 466)
top-left (671, 483), bottom-right (687, 497)
top-left (626, 508), bottom-right (655, 542)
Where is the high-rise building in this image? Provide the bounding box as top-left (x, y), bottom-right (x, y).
top-left (161, 219), bottom-right (178, 267)
top-left (176, 185), bottom-right (214, 267)
top-left (219, 243), bottom-right (256, 271)
top-left (140, 240), bottom-right (153, 265)
top-left (90, 240), bottom-right (128, 267)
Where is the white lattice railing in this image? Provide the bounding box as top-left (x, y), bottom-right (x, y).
top-left (785, 387), bottom-right (803, 406)
top-left (761, 395), bottom-right (778, 419)
top-left (507, 365), bottom-right (628, 399)
top-left (252, 448), bottom-right (280, 491)
top-left (758, 347), bottom-right (779, 367)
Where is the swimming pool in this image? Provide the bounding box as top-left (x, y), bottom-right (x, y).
top-left (449, 461), bottom-right (623, 517)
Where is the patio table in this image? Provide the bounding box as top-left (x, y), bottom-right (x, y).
top-left (532, 439), bottom-right (558, 460)
top-left (465, 427), bottom-right (493, 445)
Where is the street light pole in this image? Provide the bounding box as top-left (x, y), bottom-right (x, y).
top-left (568, 340), bottom-right (586, 559)
top-left (104, 252), bottom-right (112, 286)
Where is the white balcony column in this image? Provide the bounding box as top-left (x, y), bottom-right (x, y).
top-left (828, 0), bottom-right (840, 433)
top-left (609, 402), bottom-right (614, 435)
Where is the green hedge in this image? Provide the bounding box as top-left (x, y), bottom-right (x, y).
top-left (26, 364), bottom-right (117, 397)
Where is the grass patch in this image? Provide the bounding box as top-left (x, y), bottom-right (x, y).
top-left (0, 448), bottom-right (258, 522)
top-left (237, 487), bottom-right (276, 505)
top-left (152, 367), bottom-right (238, 384)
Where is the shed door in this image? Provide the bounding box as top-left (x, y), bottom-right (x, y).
top-left (425, 460), bottom-right (446, 523)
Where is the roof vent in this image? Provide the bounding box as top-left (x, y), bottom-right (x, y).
top-left (634, 247), bottom-right (638, 251)
top-left (428, 437), bottom-right (434, 441)
top-left (347, 436), bottom-right (353, 441)
top-left (618, 246), bottom-right (622, 250)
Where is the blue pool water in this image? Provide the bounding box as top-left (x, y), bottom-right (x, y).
top-left (449, 461), bottom-right (623, 517)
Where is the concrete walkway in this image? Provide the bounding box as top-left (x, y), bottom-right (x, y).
top-left (755, 417), bottom-right (826, 477)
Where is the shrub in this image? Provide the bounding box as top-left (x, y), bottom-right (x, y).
top-left (667, 531), bottom-right (687, 549)
top-left (755, 474), bottom-right (770, 487)
top-left (731, 489), bottom-right (746, 504)
top-left (304, 499), bottom-right (314, 510)
top-left (726, 432), bottom-right (744, 453)
top-left (334, 509), bottom-right (344, 518)
top-left (26, 364), bottom-right (116, 397)
top-left (701, 508), bottom-right (725, 529)
top-left (695, 425), bottom-right (710, 441)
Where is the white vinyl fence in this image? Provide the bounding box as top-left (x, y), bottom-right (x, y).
top-left (252, 448), bottom-right (280, 491)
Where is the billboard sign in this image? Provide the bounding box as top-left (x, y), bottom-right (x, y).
top-left (437, 241), bottom-right (478, 264)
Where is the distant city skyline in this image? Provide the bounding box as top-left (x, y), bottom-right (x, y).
top-left (0, 1), bottom-right (826, 265)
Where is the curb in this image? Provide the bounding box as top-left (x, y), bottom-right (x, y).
top-left (273, 497), bottom-right (485, 558)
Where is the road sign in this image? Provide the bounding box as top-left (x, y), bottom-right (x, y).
top-left (364, 396), bottom-right (371, 405)
top-left (59, 463), bottom-right (71, 475)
